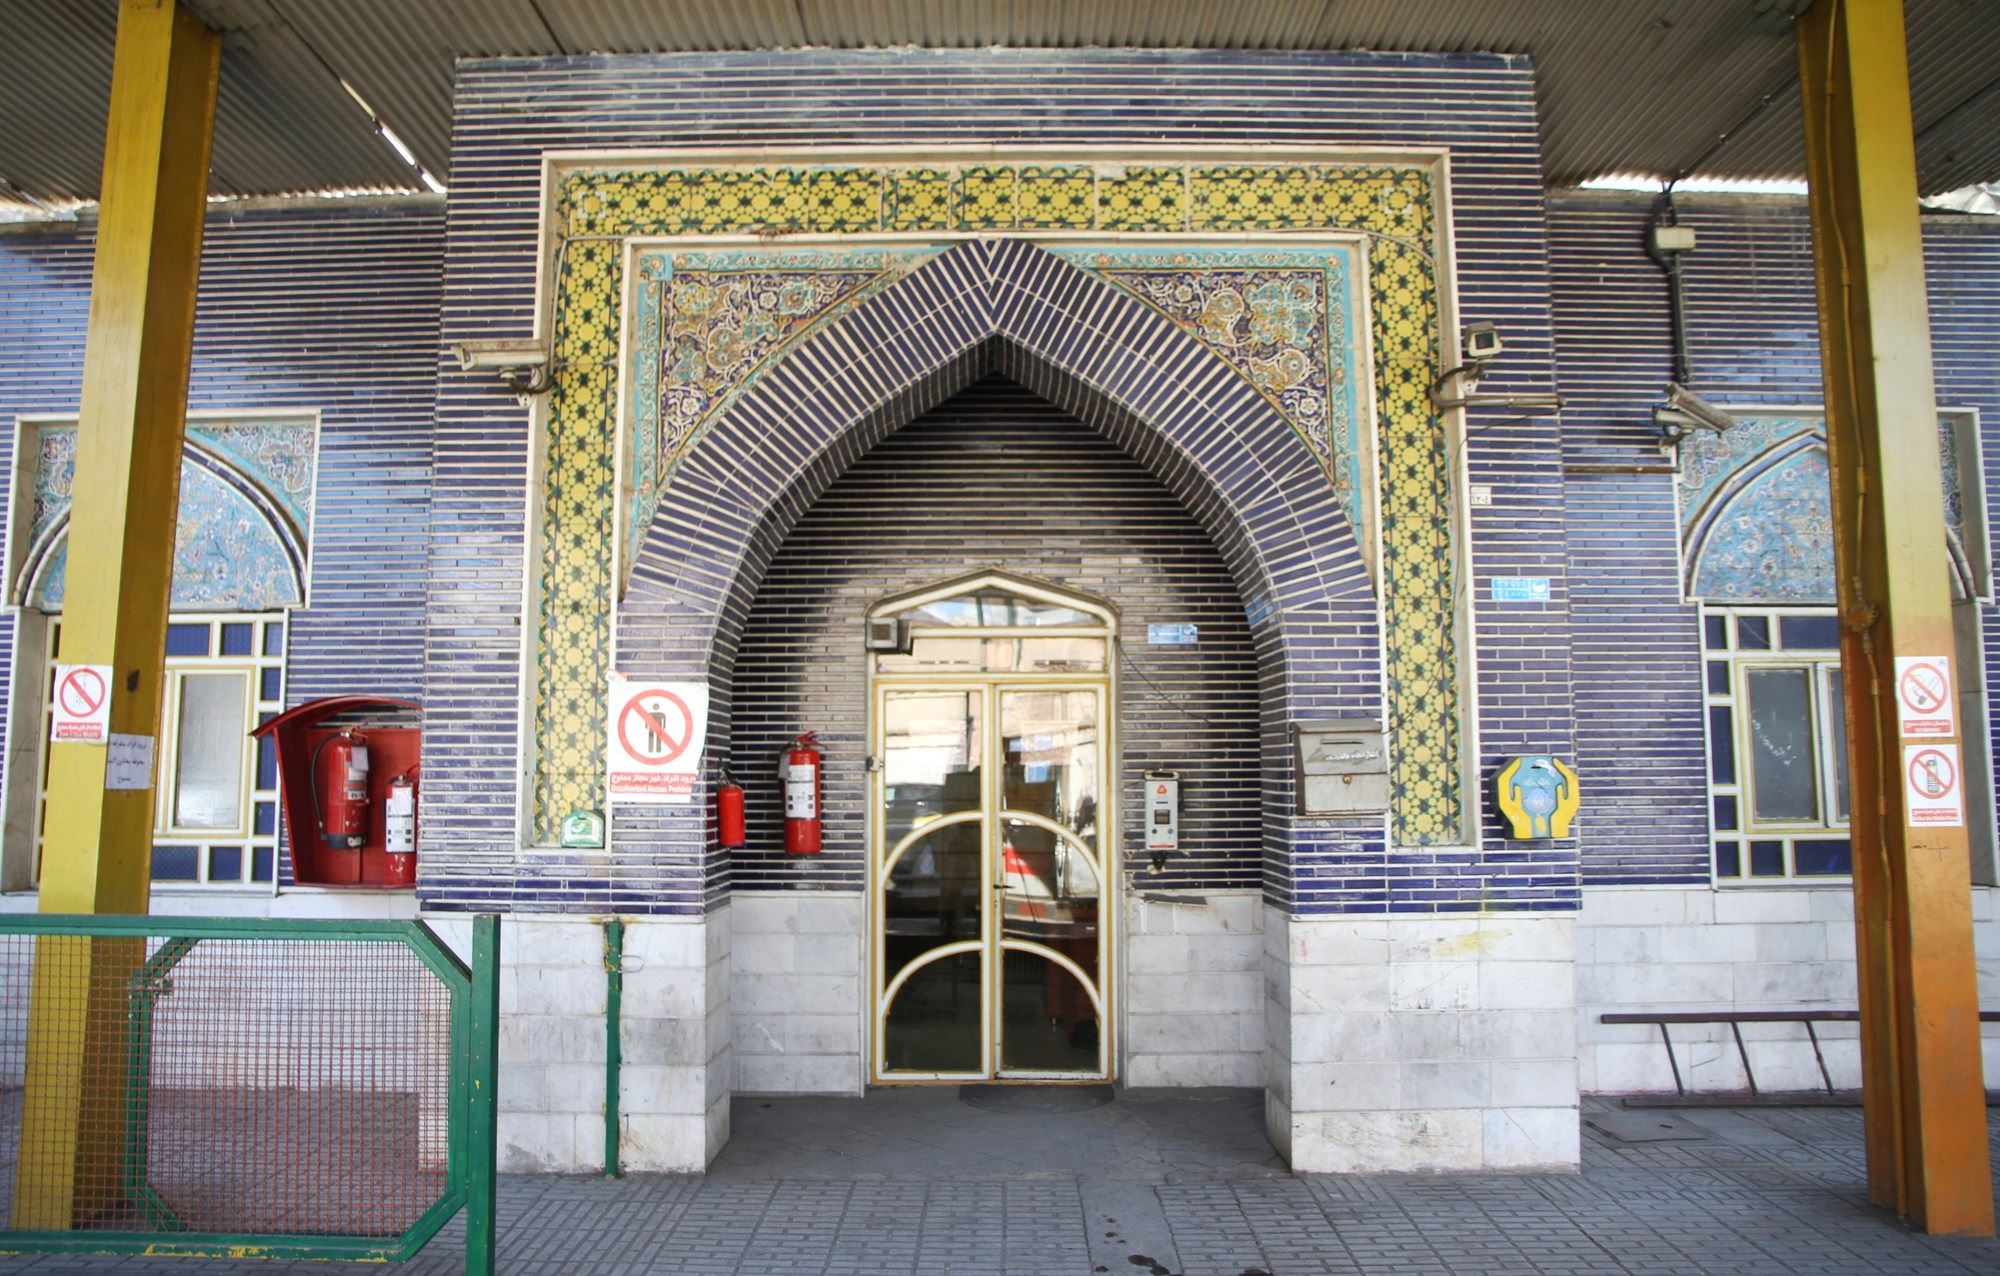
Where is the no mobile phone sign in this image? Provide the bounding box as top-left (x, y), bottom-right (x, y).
top-left (1903, 744), bottom-right (1964, 827)
top-left (51, 664), bottom-right (112, 743)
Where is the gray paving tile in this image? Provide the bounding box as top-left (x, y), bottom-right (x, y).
top-left (0, 1092), bottom-right (1995, 1273)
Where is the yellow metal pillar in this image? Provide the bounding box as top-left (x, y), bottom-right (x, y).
top-left (12, 0), bottom-right (217, 1229)
top-left (1798, 0), bottom-right (1995, 1237)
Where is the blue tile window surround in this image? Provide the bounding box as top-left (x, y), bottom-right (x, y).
top-left (1700, 606), bottom-right (1853, 883)
top-left (0, 200), bottom-right (445, 889)
top-left (1550, 191), bottom-right (2000, 887)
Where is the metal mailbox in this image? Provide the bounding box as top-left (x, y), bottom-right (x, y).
top-left (1293, 719), bottom-right (1390, 815)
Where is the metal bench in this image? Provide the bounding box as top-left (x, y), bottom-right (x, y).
top-left (1599, 1010), bottom-right (2000, 1105)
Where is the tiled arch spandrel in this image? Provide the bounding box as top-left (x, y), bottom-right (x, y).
top-left (612, 238), bottom-right (1381, 902)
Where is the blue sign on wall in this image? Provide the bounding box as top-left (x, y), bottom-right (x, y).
top-left (1147, 623), bottom-right (1200, 646)
top-left (1490, 576), bottom-right (1551, 604)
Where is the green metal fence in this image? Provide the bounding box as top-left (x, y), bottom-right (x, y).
top-left (0, 912), bottom-right (498, 1272)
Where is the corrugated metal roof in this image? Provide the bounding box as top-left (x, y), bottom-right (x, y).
top-left (2, 0), bottom-right (1995, 214)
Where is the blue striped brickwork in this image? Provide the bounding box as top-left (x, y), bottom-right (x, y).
top-left (0, 201), bottom-right (443, 700)
top-left (0, 202), bottom-right (445, 888)
top-left (1549, 191), bottom-right (2000, 884)
top-left (621, 238), bottom-right (1378, 912)
top-left (430, 48), bottom-right (1576, 917)
top-left (1928, 218), bottom-right (2000, 858)
top-left (733, 376), bottom-right (1261, 893)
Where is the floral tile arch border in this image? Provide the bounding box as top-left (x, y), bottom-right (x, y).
top-left (20, 417), bottom-right (317, 614)
top-left (533, 155), bottom-right (1465, 850)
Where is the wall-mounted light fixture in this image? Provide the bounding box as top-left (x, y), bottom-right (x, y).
top-left (451, 338), bottom-right (553, 399)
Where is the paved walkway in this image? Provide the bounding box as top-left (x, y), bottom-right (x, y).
top-left (2, 1090), bottom-right (1998, 1274)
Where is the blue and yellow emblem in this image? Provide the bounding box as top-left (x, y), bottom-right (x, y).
top-left (1495, 755), bottom-right (1579, 839)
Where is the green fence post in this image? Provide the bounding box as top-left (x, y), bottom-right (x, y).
top-left (603, 918), bottom-right (624, 1179)
top-left (465, 915), bottom-right (500, 1276)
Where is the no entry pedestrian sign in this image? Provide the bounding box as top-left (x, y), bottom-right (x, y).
top-left (605, 674), bottom-right (708, 804)
top-left (50, 664), bottom-right (112, 743)
top-left (1894, 655), bottom-right (1955, 738)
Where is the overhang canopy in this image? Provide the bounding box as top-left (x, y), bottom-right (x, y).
top-left (3, 0), bottom-right (1997, 215)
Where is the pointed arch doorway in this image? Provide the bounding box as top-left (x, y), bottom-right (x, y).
top-left (869, 570), bottom-right (1114, 1082)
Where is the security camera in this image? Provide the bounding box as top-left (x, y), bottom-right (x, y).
top-left (1653, 405), bottom-right (1696, 443)
top-left (453, 338), bottom-right (549, 373)
top-left (1663, 382), bottom-right (1740, 434)
top-left (1461, 322), bottom-right (1504, 363)
top-left (451, 338), bottom-right (553, 397)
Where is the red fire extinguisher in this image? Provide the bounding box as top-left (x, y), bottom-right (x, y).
top-left (312, 730), bottom-right (371, 851)
top-left (782, 732), bottom-right (822, 856)
top-left (716, 775), bottom-right (746, 849)
top-left (383, 769), bottom-right (418, 887)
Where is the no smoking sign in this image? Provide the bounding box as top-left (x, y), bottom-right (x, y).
top-left (605, 675), bottom-right (708, 804)
top-left (50, 664), bottom-right (112, 743)
top-left (1894, 656), bottom-right (1955, 738)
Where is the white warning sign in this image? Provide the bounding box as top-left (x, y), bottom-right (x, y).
top-left (1895, 656), bottom-right (1955, 738)
top-left (1903, 744), bottom-right (1964, 827)
top-left (50, 664), bottom-right (112, 743)
top-left (605, 674), bottom-right (708, 805)
top-left (105, 733), bottom-right (155, 791)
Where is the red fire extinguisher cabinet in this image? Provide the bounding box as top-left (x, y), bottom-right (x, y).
top-left (252, 695), bottom-right (422, 888)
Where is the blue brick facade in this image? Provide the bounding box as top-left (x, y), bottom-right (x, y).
top-left (603, 239), bottom-right (1381, 914)
top-left (1549, 191), bottom-right (2000, 884)
top-left (0, 201), bottom-right (445, 712)
top-left (732, 377), bottom-right (1262, 895)
top-left (1, 55), bottom-right (1994, 919)
top-left (424, 48), bottom-right (1576, 918)
top-left (0, 204), bottom-right (445, 887)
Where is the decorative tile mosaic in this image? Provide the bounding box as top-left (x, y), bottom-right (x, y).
top-left (27, 427), bottom-right (74, 546)
top-left (22, 419), bottom-right (317, 614)
top-left (1938, 414), bottom-right (1969, 550)
top-left (625, 248), bottom-right (934, 566)
top-left (1680, 412), bottom-right (1969, 605)
top-left (538, 160), bottom-right (1459, 848)
top-left (624, 244), bottom-right (1372, 573)
top-left (1047, 247), bottom-right (1369, 538)
top-left (1687, 437), bottom-right (1835, 603)
top-left (192, 420), bottom-right (318, 534)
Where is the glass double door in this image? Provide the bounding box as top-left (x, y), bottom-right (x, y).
top-left (872, 681), bottom-right (1109, 1081)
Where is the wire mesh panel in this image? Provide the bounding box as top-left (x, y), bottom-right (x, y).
top-left (0, 917), bottom-right (485, 1265)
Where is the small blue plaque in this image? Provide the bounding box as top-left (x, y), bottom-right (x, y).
top-left (1490, 577), bottom-right (1551, 604)
top-left (1147, 623), bottom-right (1199, 646)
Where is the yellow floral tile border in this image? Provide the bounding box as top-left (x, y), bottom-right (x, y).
top-left (534, 160), bottom-right (1461, 847)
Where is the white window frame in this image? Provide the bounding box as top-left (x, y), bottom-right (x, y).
top-left (155, 667), bottom-right (256, 839)
top-left (36, 613), bottom-right (287, 891)
top-left (1703, 605), bottom-right (1853, 884)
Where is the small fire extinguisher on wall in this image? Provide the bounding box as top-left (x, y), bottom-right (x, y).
top-left (716, 775), bottom-right (746, 849)
top-left (781, 731), bottom-right (822, 856)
